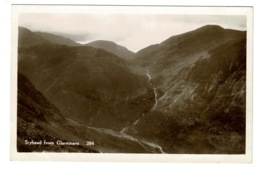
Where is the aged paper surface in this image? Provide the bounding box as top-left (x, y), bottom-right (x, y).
top-left (11, 5), bottom-right (253, 162)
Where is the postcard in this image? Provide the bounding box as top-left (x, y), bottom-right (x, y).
top-left (11, 5), bottom-right (253, 162)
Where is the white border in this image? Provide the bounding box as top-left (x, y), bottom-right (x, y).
top-left (10, 5), bottom-right (253, 163)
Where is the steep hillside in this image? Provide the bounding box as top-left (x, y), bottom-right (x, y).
top-left (128, 25), bottom-right (246, 154)
top-left (87, 40), bottom-right (135, 60)
top-left (17, 73), bottom-right (98, 152)
top-left (18, 73), bottom-right (156, 153)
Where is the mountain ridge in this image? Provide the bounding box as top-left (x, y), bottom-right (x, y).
top-left (18, 26), bottom-right (52, 48)
top-left (86, 40), bottom-right (135, 60)
top-left (19, 27), bottom-right (135, 60)
top-left (34, 31), bottom-right (81, 46)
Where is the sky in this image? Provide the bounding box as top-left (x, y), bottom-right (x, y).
top-left (19, 13), bottom-right (246, 52)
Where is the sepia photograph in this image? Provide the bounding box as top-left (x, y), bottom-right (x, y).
top-left (11, 5), bottom-right (253, 162)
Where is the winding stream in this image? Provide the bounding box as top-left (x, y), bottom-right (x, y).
top-left (120, 70), bottom-right (159, 133)
top-left (118, 70), bottom-right (164, 153)
top-left (65, 70), bottom-right (165, 153)
top-left (146, 70), bottom-right (159, 110)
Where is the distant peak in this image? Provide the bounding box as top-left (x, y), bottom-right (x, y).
top-left (196, 25), bottom-right (224, 31)
top-left (88, 40), bottom-right (116, 45)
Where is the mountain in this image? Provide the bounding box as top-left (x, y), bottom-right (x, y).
top-left (18, 31), bottom-right (153, 131)
top-left (34, 32), bottom-right (80, 46)
top-left (127, 25), bottom-right (246, 154)
top-left (18, 27), bottom-right (51, 48)
top-left (17, 25), bottom-right (247, 154)
top-left (86, 40), bottom-right (135, 60)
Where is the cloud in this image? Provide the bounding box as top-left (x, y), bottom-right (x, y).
top-left (19, 13), bottom-right (246, 52)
